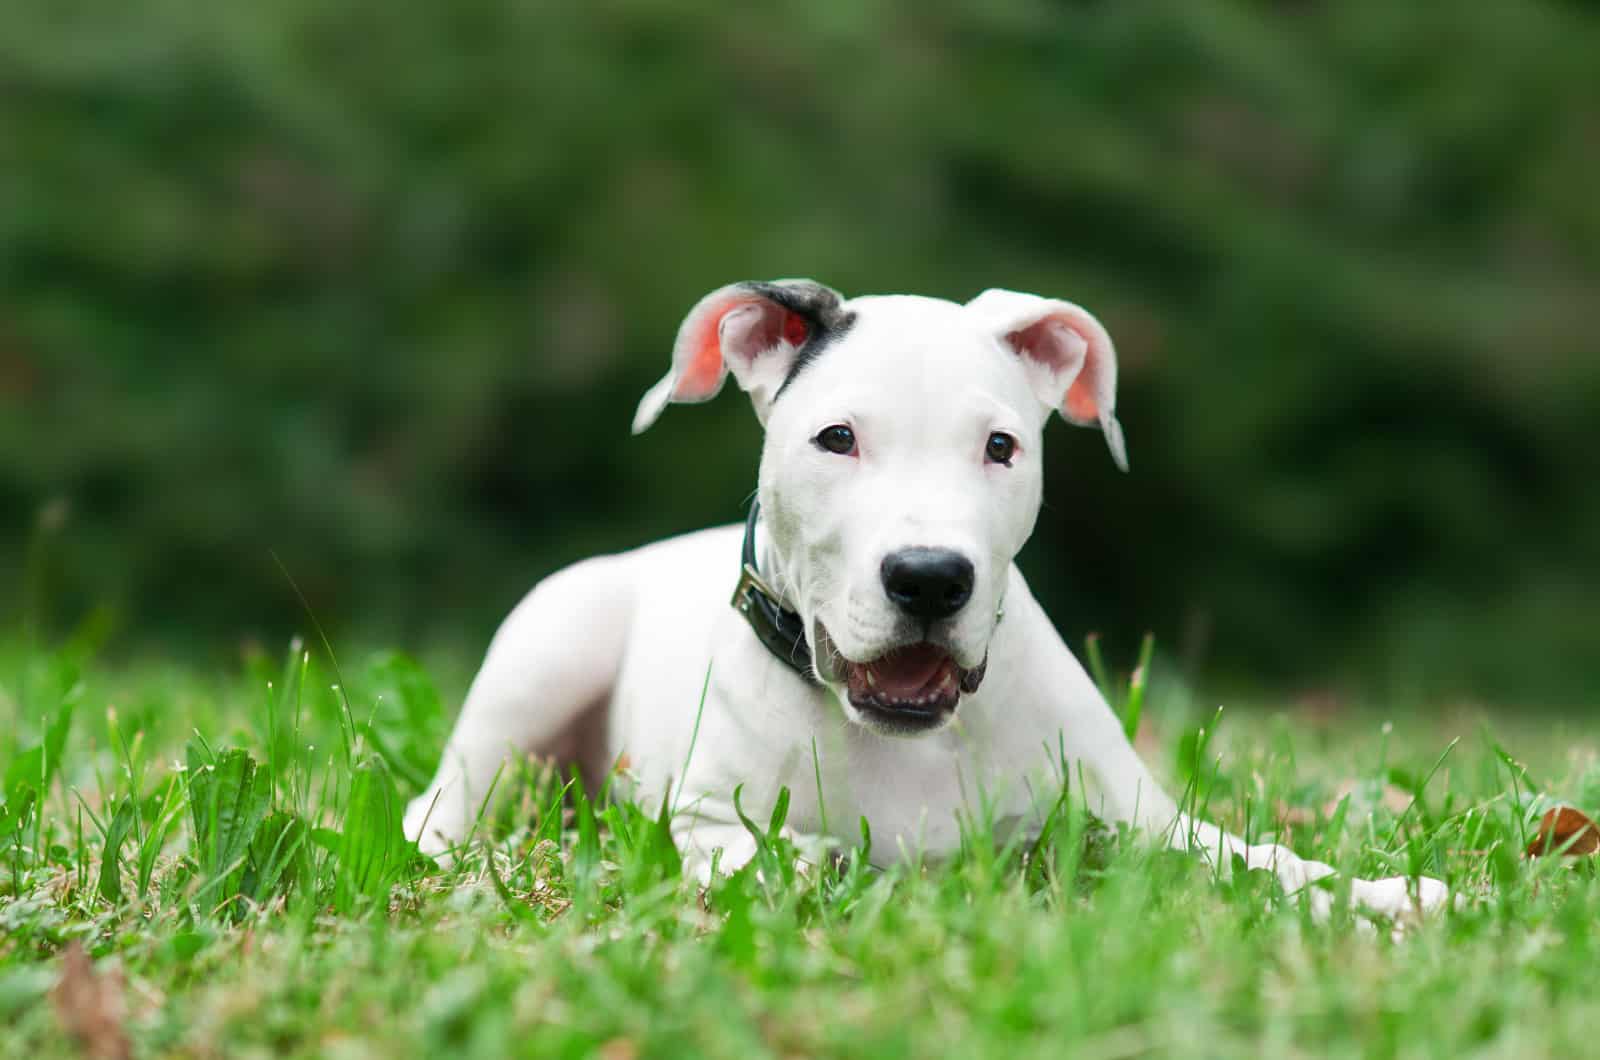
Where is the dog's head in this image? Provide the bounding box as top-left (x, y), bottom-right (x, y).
top-left (634, 281), bottom-right (1125, 735)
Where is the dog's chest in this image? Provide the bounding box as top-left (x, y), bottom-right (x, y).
top-left (805, 712), bottom-right (1050, 858)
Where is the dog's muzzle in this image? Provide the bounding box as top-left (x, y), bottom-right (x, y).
top-left (813, 624), bottom-right (987, 734)
top-left (732, 501), bottom-right (989, 733)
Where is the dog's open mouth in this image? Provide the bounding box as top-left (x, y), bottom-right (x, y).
top-left (840, 642), bottom-right (987, 731)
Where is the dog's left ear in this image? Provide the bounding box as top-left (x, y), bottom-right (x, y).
top-left (968, 288), bottom-right (1128, 472)
top-left (632, 279), bottom-right (846, 434)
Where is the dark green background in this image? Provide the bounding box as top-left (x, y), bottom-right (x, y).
top-left (3, 1), bottom-right (1596, 702)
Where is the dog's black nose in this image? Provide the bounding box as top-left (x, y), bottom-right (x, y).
top-left (881, 548), bottom-right (975, 621)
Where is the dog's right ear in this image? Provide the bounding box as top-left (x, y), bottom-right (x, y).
top-left (632, 280), bottom-right (845, 433)
top-left (967, 288), bottom-right (1129, 472)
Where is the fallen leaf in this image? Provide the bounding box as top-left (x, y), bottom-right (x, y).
top-left (51, 943), bottom-right (131, 1060)
top-left (1292, 689), bottom-right (1346, 727)
top-left (1133, 715), bottom-right (1164, 760)
top-left (1323, 779), bottom-right (1413, 818)
top-left (1274, 801), bottom-right (1316, 828)
top-left (1525, 806), bottom-right (1600, 858)
top-left (597, 1038), bottom-right (638, 1060)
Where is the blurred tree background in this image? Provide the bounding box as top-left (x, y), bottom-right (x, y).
top-left (1, 0), bottom-right (1596, 704)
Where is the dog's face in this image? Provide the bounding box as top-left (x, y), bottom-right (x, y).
top-left (634, 281), bottom-right (1126, 736)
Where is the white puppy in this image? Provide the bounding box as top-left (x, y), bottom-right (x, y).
top-left (405, 280), bottom-right (1448, 920)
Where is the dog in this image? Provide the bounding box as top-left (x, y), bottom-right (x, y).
top-left (403, 280), bottom-right (1448, 921)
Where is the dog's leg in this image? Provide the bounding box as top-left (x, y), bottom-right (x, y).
top-left (673, 809), bottom-right (837, 886)
top-left (1169, 815), bottom-right (1451, 923)
top-left (404, 555), bottom-right (634, 856)
top-left (1069, 690), bottom-right (1449, 921)
top-left (1016, 594), bottom-right (1450, 922)
top-left (675, 818), bottom-right (758, 884)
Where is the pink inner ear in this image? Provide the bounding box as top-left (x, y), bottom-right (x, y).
top-left (1064, 373), bottom-right (1100, 423)
top-left (1008, 318), bottom-right (1095, 415)
top-left (673, 294), bottom-right (752, 401)
top-left (673, 297), bottom-right (807, 401)
top-left (1008, 314), bottom-right (1107, 426)
top-left (783, 312), bottom-right (809, 347)
top-left (1007, 319), bottom-right (1080, 375)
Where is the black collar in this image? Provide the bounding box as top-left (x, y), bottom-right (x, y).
top-left (731, 502), bottom-right (819, 683)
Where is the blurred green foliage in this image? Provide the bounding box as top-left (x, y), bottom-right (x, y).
top-left (1, 1), bottom-right (1596, 700)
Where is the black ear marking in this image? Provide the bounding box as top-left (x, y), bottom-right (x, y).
top-left (634, 279), bottom-right (855, 434)
top-left (746, 281), bottom-right (857, 398)
top-left (739, 280), bottom-right (843, 319)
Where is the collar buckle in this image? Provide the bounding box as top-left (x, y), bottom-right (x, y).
top-left (731, 562), bottom-right (780, 615)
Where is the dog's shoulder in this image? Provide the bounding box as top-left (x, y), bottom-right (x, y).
top-left (625, 522), bottom-right (744, 565)
top-left (613, 522), bottom-right (746, 615)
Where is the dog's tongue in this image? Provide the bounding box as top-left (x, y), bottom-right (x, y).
top-left (850, 643), bottom-right (953, 699)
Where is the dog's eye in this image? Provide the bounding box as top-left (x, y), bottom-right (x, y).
top-left (985, 432), bottom-right (1017, 466)
top-left (814, 424), bottom-right (857, 455)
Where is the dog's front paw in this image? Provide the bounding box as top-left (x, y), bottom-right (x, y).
top-left (677, 825), bottom-right (759, 887)
top-left (1304, 874), bottom-right (1453, 933)
top-left (1349, 874), bottom-right (1452, 920)
top-left (676, 825), bottom-right (840, 887)
top-left (404, 789), bottom-right (466, 861)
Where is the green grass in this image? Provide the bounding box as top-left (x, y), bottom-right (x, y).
top-left (2, 634), bottom-right (1598, 1059)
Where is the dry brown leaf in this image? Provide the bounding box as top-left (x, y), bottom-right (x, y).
top-left (1292, 689), bottom-right (1347, 728)
top-left (1322, 779), bottom-right (1414, 818)
top-left (597, 1038), bottom-right (639, 1060)
top-left (1525, 806), bottom-right (1600, 858)
top-left (1274, 801), bottom-right (1317, 828)
top-left (51, 943), bottom-right (131, 1060)
top-left (1133, 716), bottom-right (1164, 760)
